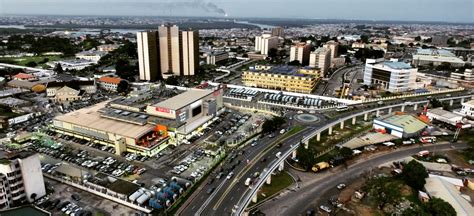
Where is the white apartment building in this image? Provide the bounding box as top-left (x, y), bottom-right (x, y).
top-left (364, 59), bottom-right (417, 92)
top-left (181, 30), bottom-right (199, 76)
top-left (290, 43), bottom-right (311, 66)
top-left (309, 47), bottom-right (331, 75)
top-left (137, 31), bottom-right (159, 81)
top-left (323, 41), bottom-right (339, 61)
top-left (0, 151), bottom-right (46, 209)
top-left (255, 34), bottom-right (278, 56)
top-left (75, 50), bottom-right (107, 63)
top-left (460, 100), bottom-right (474, 118)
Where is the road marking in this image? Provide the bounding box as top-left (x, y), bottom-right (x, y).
top-left (212, 127), bottom-right (312, 210)
top-left (195, 178), bottom-right (227, 216)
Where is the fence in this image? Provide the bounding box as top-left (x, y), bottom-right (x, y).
top-left (357, 87), bottom-right (465, 103)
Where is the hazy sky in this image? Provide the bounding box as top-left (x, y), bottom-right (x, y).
top-left (0, 0), bottom-right (472, 23)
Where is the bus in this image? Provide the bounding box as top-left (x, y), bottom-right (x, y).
top-left (336, 105), bottom-right (349, 112)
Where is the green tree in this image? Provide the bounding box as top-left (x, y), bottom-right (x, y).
top-left (116, 80), bottom-right (129, 94)
top-left (415, 36), bottom-right (422, 41)
top-left (430, 98), bottom-right (443, 108)
top-left (402, 160), bottom-right (428, 190)
top-left (338, 147), bottom-right (353, 159)
top-left (365, 176), bottom-right (401, 209)
top-left (296, 144), bottom-right (317, 171)
top-left (361, 35), bottom-right (370, 43)
top-left (401, 204), bottom-right (430, 216)
top-left (425, 197), bottom-right (456, 216)
top-left (288, 60), bottom-right (301, 66)
top-left (261, 116), bottom-right (286, 134)
top-left (268, 48), bottom-right (278, 58)
top-left (25, 61), bottom-right (37, 67)
top-left (164, 76), bottom-right (179, 85)
top-left (53, 63), bottom-right (63, 74)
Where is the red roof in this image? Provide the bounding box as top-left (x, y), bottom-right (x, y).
top-left (14, 73), bottom-right (35, 79)
top-left (98, 76), bottom-right (121, 84)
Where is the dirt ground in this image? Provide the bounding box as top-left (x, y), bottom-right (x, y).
top-left (444, 150), bottom-right (473, 168)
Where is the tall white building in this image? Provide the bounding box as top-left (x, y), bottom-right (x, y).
top-left (290, 43), bottom-right (311, 66)
top-left (460, 100), bottom-right (474, 118)
top-left (363, 59), bottom-right (417, 92)
top-left (137, 31), bottom-right (159, 81)
top-left (323, 40), bottom-right (339, 61)
top-left (309, 47), bottom-right (331, 75)
top-left (181, 30), bottom-right (199, 76)
top-left (158, 25), bottom-right (181, 76)
top-left (0, 151), bottom-right (46, 209)
top-left (255, 34), bottom-right (278, 56)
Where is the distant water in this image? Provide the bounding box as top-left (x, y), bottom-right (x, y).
top-left (233, 21), bottom-right (275, 29)
top-left (0, 25), bottom-right (26, 29)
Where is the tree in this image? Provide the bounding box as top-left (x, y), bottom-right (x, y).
top-left (402, 160), bottom-right (428, 190)
top-left (117, 80), bottom-right (129, 94)
top-left (164, 76), bottom-right (179, 85)
top-left (53, 63), bottom-right (63, 74)
top-left (365, 176), bottom-right (401, 209)
top-left (425, 197), bottom-right (456, 216)
top-left (288, 60), bottom-right (301, 66)
top-left (401, 204), bottom-right (430, 216)
top-left (436, 62), bottom-right (453, 71)
top-left (268, 48), bottom-right (278, 58)
top-left (261, 116), bottom-right (286, 134)
top-left (25, 61), bottom-right (37, 67)
top-left (361, 35), bottom-right (370, 43)
top-left (338, 147), bottom-right (353, 159)
top-left (415, 36), bottom-right (422, 41)
top-left (296, 145), bottom-right (317, 171)
top-left (430, 98), bottom-right (443, 108)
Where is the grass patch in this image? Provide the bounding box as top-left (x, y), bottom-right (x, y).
top-left (256, 171), bottom-right (293, 201)
top-left (281, 125), bottom-right (305, 140)
top-left (308, 122), bottom-right (372, 152)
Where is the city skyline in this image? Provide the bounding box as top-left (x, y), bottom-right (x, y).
top-left (0, 0), bottom-right (472, 23)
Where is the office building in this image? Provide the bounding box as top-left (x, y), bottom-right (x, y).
top-left (98, 76), bottom-right (123, 92)
top-left (158, 25), bottom-right (180, 76)
top-left (290, 43), bottom-right (311, 66)
top-left (137, 31), bottom-right (159, 81)
top-left (271, 27), bottom-right (284, 38)
top-left (364, 59), bottom-right (417, 92)
top-left (242, 65), bottom-right (319, 93)
top-left (412, 48), bottom-right (465, 68)
top-left (255, 34), bottom-right (279, 56)
top-left (309, 47), bottom-right (331, 75)
top-left (181, 30), bottom-right (199, 76)
top-left (323, 41), bottom-right (339, 61)
top-left (206, 52), bottom-right (229, 65)
top-left (75, 50), bottom-right (107, 63)
top-left (0, 151), bottom-right (46, 209)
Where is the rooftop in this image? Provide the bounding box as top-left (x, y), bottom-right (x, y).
top-left (98, 76), bottom-right (122, 85)
top-left (378, 114), bottom-right (427, 134)
top-left (425, 175), bottom-right (474, 216)
top-left (249, 65), bottom-right (312, 77)
top-left (0, 205), bottom-right (50, 216)
top-left (416, 48), bottom-right (456, 57)
top-left (380, 61), bottom-right (412, 70)
top-left (152, 88), bottom-right (213, 110)
top-left (0, 150), bottom-right (36, 162)
top-left (54, 100), bottom-right (155, 139)
top-left (428, 108), bottom-right (463, 120)
top-left (14, 72), bottom-right (35, 79)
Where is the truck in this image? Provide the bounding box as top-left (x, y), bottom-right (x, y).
top-left (312, 162), bottom-right (330, 172)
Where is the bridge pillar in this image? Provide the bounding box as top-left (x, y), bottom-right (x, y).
top-left (364, 113), bottom-right (368, 121)
top-left (414, 104), bottom-right (418, 111)
top-left (461, 98), bottom-right (465, 103)
top-left (304, 140), bottom-right (309, 149)
top-left (266, 175), bottom-right (272, 185)
top-left (328, 126), bottom-right (333, 135)
top-left (388, 107), bottom-right (392, 114)
top-left (243, 211), bottom-right (250, 216)
top-left (352, 117), bottom-right (356, 125)
top-left (376, 110), bottom-right (380, 117)
top-left (252, 194), bottom-right (258, 203)
top-left (340, 121), bottom-right (345, 129)
top-left (450, 99), bottom-right (454, 106)
top-left (278, 161), bottom-right (284, 171)
top-left (292, 150), bottom-right (297, 159)
top-left (401, 105), bottom-right (405, 112)
top-left (316, 133), bottom-right (321, 142)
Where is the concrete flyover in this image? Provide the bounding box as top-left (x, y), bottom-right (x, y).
top-left (232, 93), bottom-right (473, 216)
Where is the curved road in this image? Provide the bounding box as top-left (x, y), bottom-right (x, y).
top-left (257, 142), bottom-right (468, 215)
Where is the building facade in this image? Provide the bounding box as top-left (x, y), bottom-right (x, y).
top-left (158, 25), bottom-right (181, 77)
top-left (412, 48), bottom-right (465, 68)
top-left (0, 152), bottom-right (46, 209)
top-left (271, 27), bottom-right (284, 38)
top-left (309, 47), bottom-right (331, 75)
top-left (206, 52), bottom-right (229, 65)
top-left (364, 59), bottom-right (417, 92)
top-left (290, 43), bottom-right (311, 66)
top-left (98, 77), bottom-right (122, 92)
top-left (255, 34), bottom-right (278, 56)
top-left (137, 31), bottom-right (159, 81)
top-left (181, 30), bottom-right (199, 76)
top-left (460, 100), bottom-right (474, 118)
top-left (242, 66), bottom-right (318, 93)
top-left (323, 41), bottom-right (339, 61)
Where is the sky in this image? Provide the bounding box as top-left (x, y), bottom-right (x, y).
top-left (0, 0), bottom-right (472, 23)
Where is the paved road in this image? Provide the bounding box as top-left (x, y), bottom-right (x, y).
top-left (321, 65), bottom-right (363, 97)
top-left (257, 142), bottom-right (468, 215)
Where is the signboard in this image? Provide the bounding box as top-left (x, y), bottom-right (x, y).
top-left (155, 107), bottom-right (171, 113)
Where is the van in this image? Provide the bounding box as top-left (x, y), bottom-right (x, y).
top-left (245, 178), bottom-right (252, 186)
top-left (276, 152), bottom-right (282, 158)
top-left (280, 129), bottom-right (286, 134)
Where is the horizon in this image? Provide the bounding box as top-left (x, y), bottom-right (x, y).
top-left (0, 0), bottom-right (472, 24)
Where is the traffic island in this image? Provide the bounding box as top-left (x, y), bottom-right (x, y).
top-left (248, 170), bottom-right (294, 209)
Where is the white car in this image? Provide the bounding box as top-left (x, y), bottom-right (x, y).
top-left (227, 172), bottom-right (234, 179)
top-left (320, 205), bottom-right (332, 213)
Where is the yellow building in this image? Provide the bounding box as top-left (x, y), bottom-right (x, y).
top-left (242, 66), bottom-right (319, 93)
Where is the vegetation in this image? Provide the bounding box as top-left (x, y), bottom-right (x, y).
top-left (256, 171), bottom-right (294, 201)
top-left (364, 176), bottom-right (402, 210)
top-left (261, 116), bottom-right (286, 134)
top-left (296, 144), bottom-right (317, 171)
top-left (402, 160), bottom-right (428, 191)
top-left (5, 34), bottom-right (79, 55)
top-left (354, 48), bottom-right (384, 61)
top-left (402, 197), bottom-right (456, 216)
